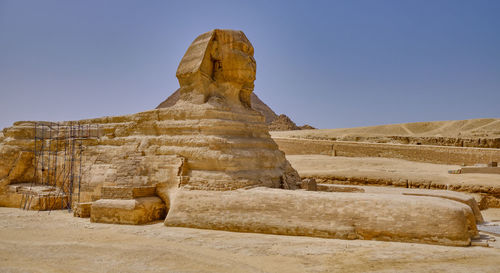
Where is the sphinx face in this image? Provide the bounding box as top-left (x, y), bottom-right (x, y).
top-left (213, 31), bottom-right (256, 87)
top-left (175, 30), bottom-right (257, 106)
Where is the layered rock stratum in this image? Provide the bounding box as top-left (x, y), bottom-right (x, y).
top-left (157, 79), bottom-right (314, 130)
top-left (158, 90), bottom-right (279, 125)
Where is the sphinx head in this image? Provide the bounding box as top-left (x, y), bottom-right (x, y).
top-left (176, 29), bottom-right (256, 107)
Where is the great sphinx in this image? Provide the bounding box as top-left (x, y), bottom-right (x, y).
top-left (0, 29), bottom-right (482, 246)
top-left (0, 29), bottom-right (299, 213)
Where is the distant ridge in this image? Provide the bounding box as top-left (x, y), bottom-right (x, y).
top-left (271, 118), bottom-right (500, 148)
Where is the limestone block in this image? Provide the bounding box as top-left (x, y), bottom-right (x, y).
top-left (165, 188), bottom-right (477, 246)
top-left (0, 183), bottom-right (68, 210)
top-left (91, 197), bottom-right (166, 225)
top-left (73, 202), bottom-right (92, 218)
top-left (316, 184), bottom-right (365, 193)
top-left (479, 194), bottom-right (500, 209)
top-left (460, 167), bottom-right (500, 174)
top-left (300, 178), bottom-right (317, 191)
top-left (25, 195), bottom-right (68, 211)
top-left (402, 190), bottom-right (484, 224)
top-left (0, 148), bottom-right (33, 186)
top-left (0, 189), bottom-right (23, 208)
top-left (100, 186), bottom-right (156, 199)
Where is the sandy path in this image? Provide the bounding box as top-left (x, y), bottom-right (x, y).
top-left (1, 207), bottom-right (500, 273)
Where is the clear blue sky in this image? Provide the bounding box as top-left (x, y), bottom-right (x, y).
top-left (1, 0), bottom-right (499, 129)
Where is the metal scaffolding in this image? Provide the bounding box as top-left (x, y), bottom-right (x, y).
top-left (20, 122), bottom-right (100, 211)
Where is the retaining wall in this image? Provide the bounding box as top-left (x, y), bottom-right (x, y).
top-left (273, 137), bottom-right (500, 165)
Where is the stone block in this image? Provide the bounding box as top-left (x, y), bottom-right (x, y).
top-left (100, 186), bottom-right (156, 199)
top-left (0, 183), bottom-right (68, 211)
top-left (73, 202), bottom-right (92, 218)
top-left (402, 190), bottom-right (484, 224)
top-left (91, 196), bottom-right (166, 225)
top-left (460, 167), bottom-right (500, 174)
top-left (316, 184), bottom-right (365, 193)
top-left (166, 188), bottom-right (477, 246)
top-left (300, 178), bottom-right (317, 191)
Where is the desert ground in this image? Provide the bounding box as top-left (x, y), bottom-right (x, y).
top-left (0, 207), bottom-right (499, 273)
top-left (287, 155), bottom-right (499, 189)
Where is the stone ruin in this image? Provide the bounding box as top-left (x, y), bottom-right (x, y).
top-left (0, 29), bottom-right (484, 246)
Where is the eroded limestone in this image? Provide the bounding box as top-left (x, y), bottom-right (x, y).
top-left (166, 188), bottom-right (478, 246)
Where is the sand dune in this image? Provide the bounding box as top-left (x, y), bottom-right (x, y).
top-left (271, 118), bottom-right (500, 148)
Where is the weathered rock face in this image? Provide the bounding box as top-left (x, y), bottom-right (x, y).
top-left (165, 188), bottom-right (478, 246)
top-left (175, 29), bottom-right (256, 107)
top-left (0, 29), bottom-right (299, 211)
top-left (157, 90), bottom-right (279, 125)
top-left (157, 90), bottom-right (316, 130)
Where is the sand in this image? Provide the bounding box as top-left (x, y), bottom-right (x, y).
top-left (287, 155), bottom-right (500, 189)
top-left (0, 207), bottom-right (499, 273)
top-left (272, 118), bottom-right (500, 139)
